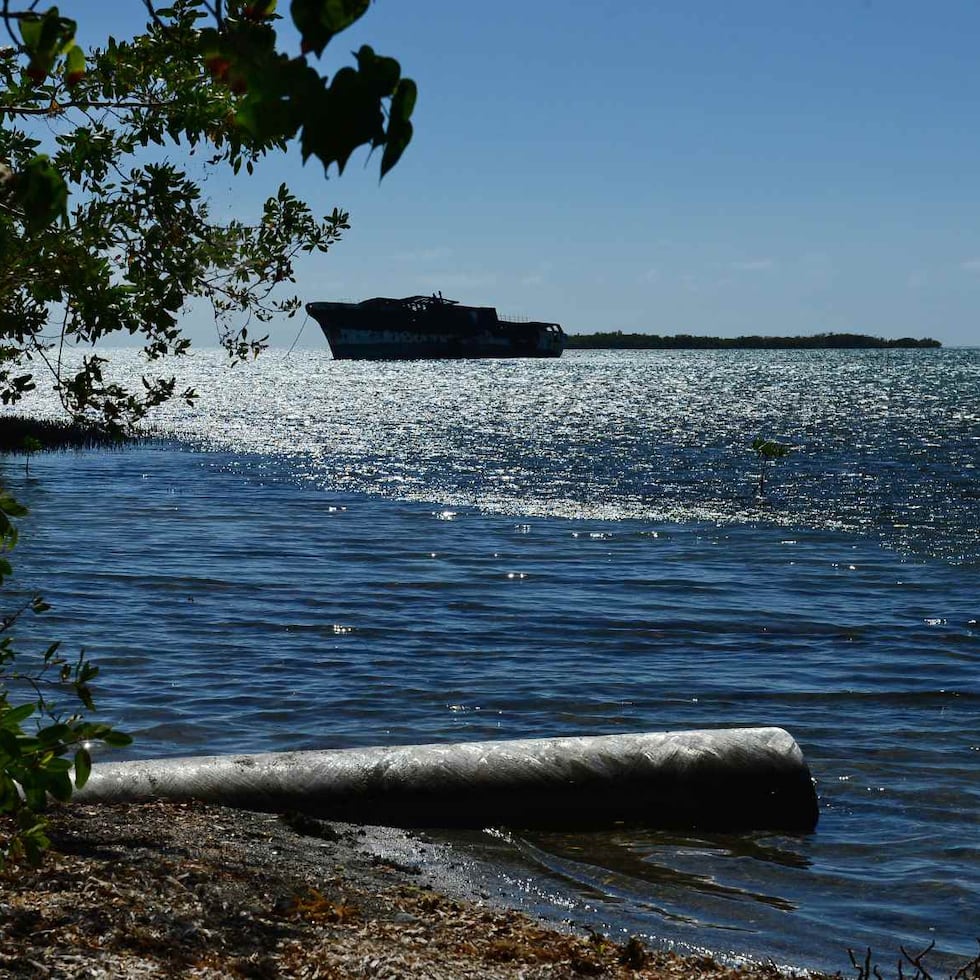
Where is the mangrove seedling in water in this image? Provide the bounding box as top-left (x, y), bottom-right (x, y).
top-left (751, 436), bottom-right (792, 498)
top-left (21, 437), bottom-right (42, 476)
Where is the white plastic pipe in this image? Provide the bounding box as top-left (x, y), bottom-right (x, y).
top-left (74, 727), bottom-right (818, 832)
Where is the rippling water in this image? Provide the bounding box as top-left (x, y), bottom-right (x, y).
top-left (5, 348), bottom-right (979, 972)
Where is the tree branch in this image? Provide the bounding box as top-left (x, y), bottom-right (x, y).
top-left (3, 98), bottom-right (177, 116)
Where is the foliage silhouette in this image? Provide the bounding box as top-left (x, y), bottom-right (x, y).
top-left (1, 0), bottom-right (415, 863)
top-left (1, 0), bottom-right (415, 428)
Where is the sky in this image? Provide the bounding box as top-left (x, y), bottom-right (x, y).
top-left (65, 3), bottom-right (980, 346)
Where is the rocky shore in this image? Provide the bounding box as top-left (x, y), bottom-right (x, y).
top-left (0, 801), bottom-right (823, 979)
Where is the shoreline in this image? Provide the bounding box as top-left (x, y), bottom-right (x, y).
top-left (1, 800), bottom-right (825, 979)
top-left (563, 333), bottom-right (941, 350)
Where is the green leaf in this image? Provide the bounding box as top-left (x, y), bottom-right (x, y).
top-left (389, 76), bottom-right (417, 122)
top-left (37, 724), bottom-right (72, 747)
top-left (21, 822), bottom-right (52, 865)
top-left (101, 730), bottom-right (133, 748)
top-left (0, 494), bottom-right (29, 519)
top-left (381, 78), bottom-right (416, 178)
top-left (20, 780), bottom-right (45, 812)
top-left (44, 769), bottom-right (74, 802)
top-left (0, 704), bottom-right (35, 731)
top-left (13, 156), bottom-right (69, 233)
top-left (291, 0), bottom-right (370, 56)
top-left (0, 774), bottom-right (21, 813)
top-left (73, 747), bottom-right (92, 789)
top-left (18, 14), bottom-right (45, 50)
top-left (300, 64), bottom-right (384, 174)
top-left (64, 44), bottom-right (86, 84)
top-left (18, 9), bottom-right (77, 76)
top-left (41, 757), bottom-right (73, 773)
top-left (354, 45), bottom-right (400, 98)
top-left (0, 729), bottom-right (21, 758)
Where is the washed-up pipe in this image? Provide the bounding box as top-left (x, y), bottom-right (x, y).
top-left (74, 727), bottom-right (818, 832)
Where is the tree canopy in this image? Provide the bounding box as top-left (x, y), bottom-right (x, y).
top-left (0, 0), bottom-right (415, 866)
top-left (1, 0), bottom-right (416, 427)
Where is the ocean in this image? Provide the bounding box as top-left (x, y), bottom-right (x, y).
top-left (4, 347), bottom-right (978, 972)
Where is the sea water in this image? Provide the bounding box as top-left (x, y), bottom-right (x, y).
top-left (4, 347), bottom-right (978, 972)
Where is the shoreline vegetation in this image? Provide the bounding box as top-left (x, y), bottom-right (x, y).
top-left (564, 332), bottom-right (941, 350)
top-left (0, 415), bottom-right (134, 454)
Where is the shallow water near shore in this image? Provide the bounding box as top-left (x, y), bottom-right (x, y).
top-left (4, 348), bottom-right (979, 972)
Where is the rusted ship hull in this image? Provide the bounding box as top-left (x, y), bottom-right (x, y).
top-left (306, 295), bottom-right (564, 360)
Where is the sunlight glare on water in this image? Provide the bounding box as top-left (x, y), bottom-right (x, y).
top-left (131, 347), bottom-right (980, 561)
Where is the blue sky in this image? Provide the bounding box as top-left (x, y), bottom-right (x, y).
top-left (71, 3), bottom-right (980, 345)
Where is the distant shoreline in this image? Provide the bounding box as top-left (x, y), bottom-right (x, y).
top-left (564, 332), bottom-right (941, 350)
